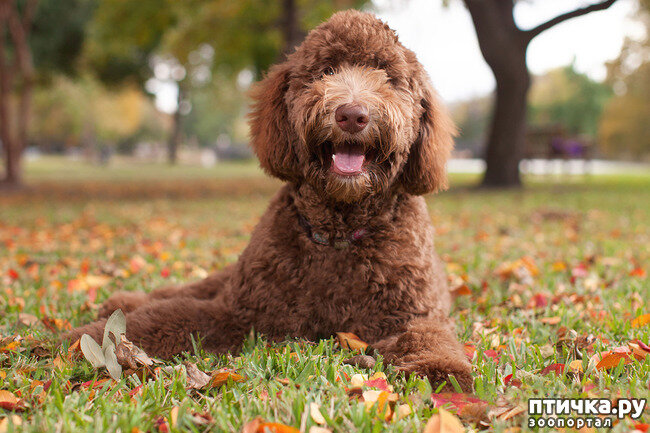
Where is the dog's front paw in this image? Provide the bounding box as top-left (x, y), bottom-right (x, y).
top-left (397, 356), bottom-right (473, 393)
top-left (97, 291), bottom-right (148, 318)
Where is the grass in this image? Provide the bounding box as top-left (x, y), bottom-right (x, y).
top-left (1, 157), bottom-right (649, 432)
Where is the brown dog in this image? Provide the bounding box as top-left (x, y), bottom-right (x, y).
top-left (65, 10), bottom-right (473, 392)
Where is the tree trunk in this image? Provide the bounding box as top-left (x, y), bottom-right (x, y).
top-left (465, 0), bottom-right (620, 188)
top-left (281, 0), bottom-right (305, 55)
top-left (167, 85), bottom-right (183, 165)
top-left (482, 54), bottom-right (530, 187)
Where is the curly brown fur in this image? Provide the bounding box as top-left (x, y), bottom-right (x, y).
top-left (65, 10), bottom-right (472, 392)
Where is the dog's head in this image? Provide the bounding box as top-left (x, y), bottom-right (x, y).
top-left (249, 10), bottom-right (455, 202)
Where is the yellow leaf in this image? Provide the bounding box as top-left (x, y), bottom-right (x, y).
top-left (336, 332), bottom-right (368, 351)
top-left (170, 406), bottom-right (179, 428)
top-left (309, 403), bottom-right (326, 425)
top-left (568, 360), bottom-right (583, 372)
top-left (424, 408), bottom-right (465, 433)
top-left (0, 415), bottom-right (22, 433)
top-left (631, 313), bottom-right (650, 328)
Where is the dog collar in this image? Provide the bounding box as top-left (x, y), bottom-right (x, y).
top-left (298, 214), bottom-right (367, 249)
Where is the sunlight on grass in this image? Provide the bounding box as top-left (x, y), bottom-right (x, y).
top-left (0, 157), bottom-right (648, 432)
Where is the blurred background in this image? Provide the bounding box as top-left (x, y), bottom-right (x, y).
top-left (0, 0), bottom-right (648, 190)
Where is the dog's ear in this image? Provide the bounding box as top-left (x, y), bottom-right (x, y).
top-left (399, 69), bottom-right (455, 195)
top-left (248, 62), bottom-right (300, 181)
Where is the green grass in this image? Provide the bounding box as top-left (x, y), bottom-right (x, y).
top-left (1, 157), bottom-right (649, 432)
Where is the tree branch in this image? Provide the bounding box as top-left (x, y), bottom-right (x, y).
top-left (524, 0), bottom-right (619, 42)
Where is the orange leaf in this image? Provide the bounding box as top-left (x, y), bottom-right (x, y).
top-left (0, 390), bottom-right (22, 411)
top-left (424, 407), bottom-right (465, 433)
top-left (595, 351), bottom-right (632, 370)
top-left (631, 314), bottom-right (650, 328)
top-left (451, 285), bottom-right (472, 298)
top-left (336, 332), bottom-right (368, 351)
top-left (630, 267), bottom-right (646, 278)
top-left (241, 419), bottom-right (300, 433)
top-left (209, 371), bottom-right (246, 388)
top-left (540, 316), bottom-right (561, 325)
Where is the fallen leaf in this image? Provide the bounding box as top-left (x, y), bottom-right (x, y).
top-left (594, 349), bottom-right (632, 370)
top-left (431, 393), bottom-right (488, 412)
top-left (349, 373), bottom-right (367, 389)
top-left (184, 362), bottom-right (211, 389)
top-left (459, 402), bottom-right (489, 425)
top-left (209, 371), bottom-right (246, 388)
top-left (0, 415), bottom-right (22, 433)
top-left (363, 390), bottom-right (397, 421)
top-left (540, 316), bottom-right (561, 325)
top-left (115, 334), bottom-right (154, 370)
top-left (80, 334), bottom-right (105, 368)
top-left (568, 360), bottom-right (584, 372)
top-left (170, 406), bottom-right (179, 428)
top-left (424, 407), bottom-right (465, 433)
top-left (343, 354), bottom-right (376, 369)
top-left (102, 309), bottom-right (126, 348)
top-left (632, 314), bottom-right (650, 328)
top-left (451, 284), bottom-right (472, 298)
top-left (336, 332), bottom-right (368, 351)
top-left (243, 420), bottom-right (300, 433)
top-left (104, 341), bottom-right (122, 381)
top-left (309, 402), bottom-right (326, 425)
top-left (17, 313), bottom-right (39, 328)
top-left (0, 391), bottom-right (21, 411)
top-left (539, 363), bottom-right (565, 376)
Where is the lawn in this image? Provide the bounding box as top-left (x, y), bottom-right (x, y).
top-left (0, 157), bottom-right (649, 432)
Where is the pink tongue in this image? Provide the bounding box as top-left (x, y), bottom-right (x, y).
top-left (332, 151), bottom-right (365, 174)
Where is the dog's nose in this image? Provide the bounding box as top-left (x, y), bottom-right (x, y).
top-left (335, 103), bottom-right (369, 134)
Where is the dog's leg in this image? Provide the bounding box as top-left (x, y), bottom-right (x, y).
top-left (372, 317), bottom-right (473, 392)
top-left (66, 297), bottom-right (247, 358)
top-left (97, 266), bottom-right (234, 318)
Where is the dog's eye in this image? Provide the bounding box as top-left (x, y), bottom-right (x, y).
top-left (322, 67), bottom-right (335, 77)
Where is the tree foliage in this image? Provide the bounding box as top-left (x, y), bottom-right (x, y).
top-left (529, 64), bottom-right (612, 139)
top-left (599, 0), bottom-right (650, 159)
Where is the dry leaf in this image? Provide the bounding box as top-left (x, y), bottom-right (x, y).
top-left (431, 393), bottom-right (488, 412)
top-left (343, 354), bottom-right (376, 369)
top-left (631, 314), bottom-right (650, 328)
top-left (80, 334), bottom-right (105, 368)
top-left (170, 406), bottom-right (179, 428)
top-left (242, 420), bottom-right (300, 433)
top-left (540, 316), bottom-right (561, 325)
top-left (115, 334), bottom-right (154, 370)
top-left (395, 404), bottom-right (412, 420)
top-left (0, 391), bottom-right (21, 411)
top-left (209, 371), bottom-right (246, 388)
top-left (309, 402), bottom-right (326, 425)
top-left (424, 407), bottom-right (465, 433)
top-left (459, 402), bottom-right (489, 425)
top-left (568, 359), bottom-right (584, 372)
top-left (0, 415), bottom-right (22, 433)
top-left (595, 350), bottom-right (632, 370)
top-left (184, 362), bottom-right (211, 389)
top-left (336, 332), bottom-right (368, 351)
top-left (17, 313), bottom-right (39, 328)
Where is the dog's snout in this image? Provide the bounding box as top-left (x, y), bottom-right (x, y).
top-left (335, 103), bottom-right (369, 134)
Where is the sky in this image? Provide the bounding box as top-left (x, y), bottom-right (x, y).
top-left (374, 0), bottom-right (641, 102)
top-left (152, 0), bottom-right (642, 113)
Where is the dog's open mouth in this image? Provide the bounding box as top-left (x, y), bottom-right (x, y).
top-left (328, 142), bottom-right (373, 176)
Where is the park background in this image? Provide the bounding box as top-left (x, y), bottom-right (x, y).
top-left (0, 1), bottom-right (649, 432)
